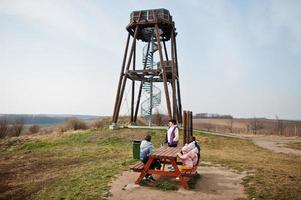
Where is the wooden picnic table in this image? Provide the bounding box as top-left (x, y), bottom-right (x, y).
top-left (134, 146), bottom-right (190, 190)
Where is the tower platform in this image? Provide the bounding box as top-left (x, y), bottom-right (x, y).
top-left (127, 8), bottom-right (175, 42)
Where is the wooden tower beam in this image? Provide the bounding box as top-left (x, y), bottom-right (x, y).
top-left (112, 33), bottom-right (131, 124)
top-left (154, 16), bottom-right (172, 120)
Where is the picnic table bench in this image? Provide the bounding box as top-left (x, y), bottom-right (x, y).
top-left (130, 146), bottom-right (199, 190)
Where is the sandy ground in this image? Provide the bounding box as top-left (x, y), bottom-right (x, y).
top-left (108, 166), bottom-right (247, 200)
top-left (248, 135), bottom-right (301, 156)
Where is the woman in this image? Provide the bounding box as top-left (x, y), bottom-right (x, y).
top-left (165, 119), bottom-right (179, 147)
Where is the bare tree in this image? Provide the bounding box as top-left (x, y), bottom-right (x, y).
top-left (29, 125), bottom-right (40, 134)
top-left (250, 117), bottom-right (264, 135)
top-left (10, 118), bottom-right (24, 137)
top-left (253, 117), bottom-right (257, 135)
top-left (0, 119), bottom-right (9, 139)
top-left (153, 110), bottom-right (163, 126)
top-left (275, 115), bottom-right (284, 136)
top-left (203, 123), bottom-right (214, 131)
top-left (228, 118), bottom-right (234, 133)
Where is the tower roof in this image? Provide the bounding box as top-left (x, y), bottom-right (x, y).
top-left (126, 8), bottom-right (175, 42)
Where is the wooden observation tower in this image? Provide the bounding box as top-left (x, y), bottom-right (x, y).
top-left (111, 8), bottom-right (182, 128)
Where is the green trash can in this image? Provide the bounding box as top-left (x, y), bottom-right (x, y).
top-left (132, 140), bottom-right (141, 159)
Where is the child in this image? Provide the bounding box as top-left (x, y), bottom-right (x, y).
top-left (177, 145), bottom-right (198, 170)
top-left (140, 135), bottom-right (161, 181)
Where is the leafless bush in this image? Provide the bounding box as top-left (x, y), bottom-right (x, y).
top-left (152, 111), bottom-right (163, 126)
top-left (151, 111), bottom-right (169, 126)
top-left (228, 118), bottom-right (234, 133)
top-left (29, 125), bottom-right (40, 134)
top-left (64, 118), bottom-right (88, 131)
top-left (0, 119), bottom-right (9, 139)
top-left (91, 119), bottom-right (106, 129)
top-left (10, 118), bottom-right (24, 137)
top-left (204, 123), bottom-right (214, 131)
top-left (248, 117), bottom-right (264, 135)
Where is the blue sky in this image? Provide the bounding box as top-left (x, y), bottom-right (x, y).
top-left (0, 0), bottom-right (300, 120)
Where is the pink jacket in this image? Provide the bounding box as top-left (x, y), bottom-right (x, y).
top-left (177, 148), bottom-right (198, 168)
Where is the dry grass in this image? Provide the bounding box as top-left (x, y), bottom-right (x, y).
top-left (197, 132), bottom-right (301, 200)
top-left (193, 118), bottom-right (301, 136)
top-left (285, 142), bottom-right (301, 151)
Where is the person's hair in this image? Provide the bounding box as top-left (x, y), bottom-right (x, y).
top-left (189, 136), bottom-right (196, 143)
top-left (169, 119), bottom-right (177, 125)
top-left (145, 134), bottom-right (151, 142)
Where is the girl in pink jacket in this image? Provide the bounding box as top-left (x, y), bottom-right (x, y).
top-left (177, 147), bottom-right (198, 169)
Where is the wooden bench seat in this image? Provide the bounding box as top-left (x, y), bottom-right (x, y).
top-left (130, 161), bottom-right (198, 177)
top-left (130, 161), bottom-right (144, 172)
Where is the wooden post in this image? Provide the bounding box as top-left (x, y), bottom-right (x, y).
top-left (189, 111), bottom-right (193, 140)
top-left (183, 111), bottom-right (186, 145)
top-left (186, 111), bottom-right (189, 144)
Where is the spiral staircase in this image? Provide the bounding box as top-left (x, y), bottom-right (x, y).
top-left (140, 30), bottom-right (161, 125)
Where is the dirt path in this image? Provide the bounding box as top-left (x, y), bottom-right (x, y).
top-left (198, 130), bottom-right (301, 157)
top-left (108, 166), bottom-right (246, 200)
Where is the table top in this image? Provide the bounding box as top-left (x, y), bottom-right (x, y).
top-left (149, 146), bottom-right (181, 159)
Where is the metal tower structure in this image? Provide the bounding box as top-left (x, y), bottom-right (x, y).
top-left (111, 8), bottom-right (182, 128)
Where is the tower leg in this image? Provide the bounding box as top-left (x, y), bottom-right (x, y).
top-left (112, 33), bottom-right (131, 124)
top-left (172, 30), bottom-right (183, 124)
top-left (134, 81), bottom-right (143, 123)
top-left (130, 42), bottom-right (136, 124)
top-left (114, 25), bottom-right (140, 124)
top-left (154, 23), bottom-right (172, 120)
top-left (171, 30), bottom-right (177, 122)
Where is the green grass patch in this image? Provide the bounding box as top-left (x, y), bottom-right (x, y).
top-left (155, 181), bottom-right (178, 191)
top-left (18, 141), bottom-right (57, 151)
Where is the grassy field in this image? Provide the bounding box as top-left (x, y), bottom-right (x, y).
top-left (1, 128), bottom-right (300, 200)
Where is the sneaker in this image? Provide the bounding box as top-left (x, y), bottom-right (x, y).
top-left (167, 166), bottom-right (174, 171)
